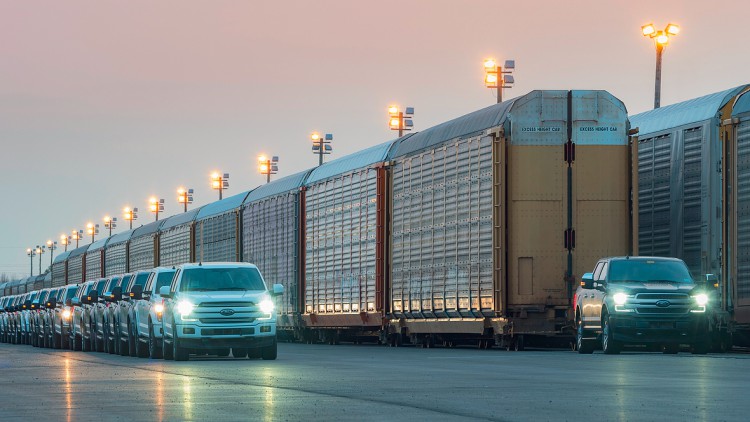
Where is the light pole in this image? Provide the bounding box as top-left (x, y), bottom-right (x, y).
top-left (46, 240), bottom-right (57, 269)
top-left (26, 247), bottom-right (36, 276)
top-left (149, 197), bottom-right (164, 221)
top-left (258, 155), bottom-right (279, 184)
top-left (86, 222), bottom-right (99, 243)
top-left (642, 23), bottom-right (680, 109)
top-left (388, 106), bottom-right (415, 138)
top-left (71, 230), bottom-right (83, 248)
top-left (483, 58), bottom-right (515, 103)
top-left (177, 187), bottom-right (194, 212)
top-left (103, 216), bottom-right (117, 236)
top-left (311, 133), bottom-right (333, 166)
top-left (60, 234), bottom-right (70, 252)
top-left (36, 245), bottom-right (45, 275)
top-left (211, 172), bottom-right (229, 200)
top-left (123, 207), bottom-right (138, 230)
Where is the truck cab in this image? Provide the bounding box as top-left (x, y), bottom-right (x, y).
top-left (160, 262), bottom-right (283, 361)
top-left (575, 256), bottom-right (711, 354)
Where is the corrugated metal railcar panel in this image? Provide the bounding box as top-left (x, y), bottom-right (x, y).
top-left (638, 135), bottom-right (673, 256)
top-left (305, 168), bottom-right (379, 314)
top-left (243, 191), bottom-right (299, 327)
top-left (391, 135), bottom-right (494, 317)
top-left (105, 242), bottom-right (128, 276)
top-left (129, 235), bottom-right (157, 272)
top-left (196, 212), bottom-right (238, 262)
top-left (736, 120), bottom-right (750, 301)
top-left (51, 262), bottom-right (66, 287)
top-left (84, 251), bottom-right (103, 281)
top-left (159, 225), bottom-right (193, 267)
top-left (682, 127), bottom-right (704, 272)
top-left (67, 255), bottom-right (85, 285)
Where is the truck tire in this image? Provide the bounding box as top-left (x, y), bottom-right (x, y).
top-left (173, 334), bottom-right (189, 361)
top-left (691, 341), bottom-right (709, 355)
top-left (232, 348), bottom-right (248, 358)
top-left (149, 321), bottom-right (163, 359)
top-left (261, 339), bottom-right (278, 360)
top-left (247, 347), bottom-right (262, 359)
top-left (602, 314), bottom-right (621, 355)
top-left (576, 318), bottom-right (595, 354)
top-left (662, 343), bottom-right (679, 354)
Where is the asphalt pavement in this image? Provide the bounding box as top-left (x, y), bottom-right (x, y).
top-left (1, 342), bottom-right (748, 421)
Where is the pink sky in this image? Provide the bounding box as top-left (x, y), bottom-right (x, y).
top-left (1, 0), bottom-right (748, 275)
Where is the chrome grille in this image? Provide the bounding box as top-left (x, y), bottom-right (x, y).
top-left (635, 307), bottom-right (688, 315)
top-left (635, 293), bottom-right (689, 300)
top-left (197, 302), bottom-right (254, 308)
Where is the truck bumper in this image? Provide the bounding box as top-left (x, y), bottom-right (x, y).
top-left (610, 313), bottom-right (709, 344)
top-left (174, 322), bottom-right (276, 350)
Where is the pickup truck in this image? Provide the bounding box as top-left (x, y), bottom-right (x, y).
top-left (160, 262), bottom-right (283, 361)
top-left (575, 256), bottom-right (711, 354)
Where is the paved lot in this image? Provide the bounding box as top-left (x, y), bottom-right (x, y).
top-left (1, 343), bottom-right (748, 421)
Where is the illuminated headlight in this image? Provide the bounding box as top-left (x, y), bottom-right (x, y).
top-left (62, 309), bottom-right (72, 320)
top-left (259, 299), bottom-right (274, 315)
top-left (177, 301), bottom-right (194, 317)
top-left (154, 303), bottom-right (164, 314)
top-left (613, 293), bottom-right (628, 306)
top-left (694, 294), bottom-right (709, 306)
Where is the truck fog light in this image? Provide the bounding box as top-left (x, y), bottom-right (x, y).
top-left (260, 326), bottom-right (271, 333)
top-left (613, 293), bottom-right (628, 305)
top-left (183, 328), bottom-right (195, 334)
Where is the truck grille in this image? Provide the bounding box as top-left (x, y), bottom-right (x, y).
top-left (196, 302), bottom-right (254, 308)
top-left (635, 307), bottom-right (688, 315)
top-left (634, 293), bottom-right (689, 300)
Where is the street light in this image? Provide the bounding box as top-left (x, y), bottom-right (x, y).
top-left (388, 106), bottom-right (415, 137)
top-left (103, 215), bottom-right (117, 237)
top-left (211, 172), bottom-right (229, 200)
top-left (311, 133), bottom-right (333, 166)
top-left (177, 187), bottom-right (194, 212)
top-left (86, 222), bottom-right (99, 243)
top-left (26, 247), bottom-right (36, 276)
top-left (149, 197), bottom-right (165, 221)
top-left (71, 230), bottom-right (83, 248)
top-left (46, 240), bottom-right (57, 269)
top-left (35, 245), bottom-right (45, 275)
top-left (123, 207), bottom-right (138, 230)
top-left (60, 234), bottom-right (70, 252)
top-left (483, 58), bottom-right (515, 103)
top-left (642, 22), bottom-right (680, 109)
top-left (258, 155), bottom-right (279, 184)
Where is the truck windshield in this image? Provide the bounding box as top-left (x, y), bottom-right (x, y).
top-left (179, 267), bottom-right (266, 292)
top-left (608, 260), bottom-right (693, 283)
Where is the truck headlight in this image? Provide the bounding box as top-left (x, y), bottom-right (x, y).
top-left (694, 294), bottom-right (708, 306)
top-left (62, 309), bottom-right (71, 320)
top-left (259, 299), bottom-right (274, 315)
top-left (154, 303), bottom-right (164, 314)
top-left (177, 301), bottom-right (194, 317)
top-left (613, 293), bottom-right (628, 306)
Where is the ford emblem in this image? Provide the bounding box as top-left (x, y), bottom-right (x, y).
top-left (220, 309), bottom-right (235, 316)
top-left (655, 300), bottom-right (671, 308)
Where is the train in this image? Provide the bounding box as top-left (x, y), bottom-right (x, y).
top-left (2, 89), bottom-right (639, 349)
top-left (632, 84), bottom-right (750, 348)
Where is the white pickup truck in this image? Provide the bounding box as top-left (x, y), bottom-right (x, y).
top-left (159, 262), bottom-right (283, 361)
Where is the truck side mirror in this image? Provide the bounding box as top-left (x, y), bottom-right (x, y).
top-left (130, 285), bottom-right (143, 300)
top-left (65, 298), bottom-right (73, 307)
top-left (46, 298), bottom-right (57, 309)
top-left (580, 273), bottom-right (594, 290)
top-left (272, 284), bottom-right (284, 296)
top-left (86, 290), bottom-right (99, 304)
top-left (111, 287), bottom-right (123, 302)
top-left (704, 274), bottom-right (719, 289)
top-left (159, 286), bottom-right (172, 298)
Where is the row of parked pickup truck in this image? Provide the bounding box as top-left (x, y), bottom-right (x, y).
top-left (0, 262), bottom-right (283, 361)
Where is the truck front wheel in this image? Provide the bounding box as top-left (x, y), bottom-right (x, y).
top-left (261, 338), bottom-right (278, 360)
top-left (602, 314), bottom-right (621, 355)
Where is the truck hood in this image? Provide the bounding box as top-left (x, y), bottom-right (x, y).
top-left (608, 281), bottom-right (698, 295)
top-left (175, 290), bottom-right (269, 304)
